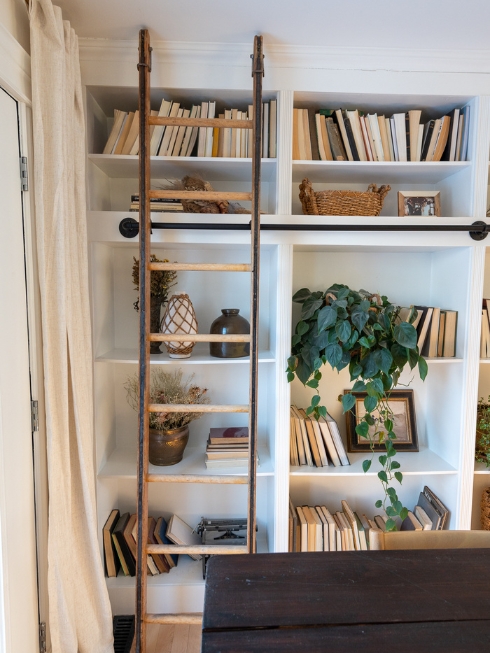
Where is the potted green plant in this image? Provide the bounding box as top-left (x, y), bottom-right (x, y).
top-left (476, 397), bottom-right (490, 467)
top-left (132, 255), bottom-right (177, 354)
top-left (125, 369), bottom-right (210, 465)
top-left (286, 284), bottom-right (428, 531)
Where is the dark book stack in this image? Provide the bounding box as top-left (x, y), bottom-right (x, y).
top-left (411, 305), bottom-right (458, 358)
top-left (102, 511), bottom-right (179, 577)
top-left (293, 105), bottom-right (471, 163)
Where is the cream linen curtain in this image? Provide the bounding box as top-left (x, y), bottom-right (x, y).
top-left (29, 1), bottom-right (113, 651)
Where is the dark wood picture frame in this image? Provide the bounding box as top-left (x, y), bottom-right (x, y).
top-left (344, 389), bottom-right (419, 453)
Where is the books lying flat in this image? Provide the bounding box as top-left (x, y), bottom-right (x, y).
top-left (166, 514), bottom-right (202, 561)
top-left (209, 427), bottom-right (248, 445)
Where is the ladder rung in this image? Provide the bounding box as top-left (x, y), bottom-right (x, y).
top-left (148, 404), bottom-right (249, 413)
top-left (149, 116), bottom-right (253, 129)
top-left (149, 262), bottom-right (252, 272)
top-left (147, 473), bottom-right (248, 484)
top-left (145, 613), bottom-right (203, 625)
top-left (147, 544), bottom-right (248, 555)
top-left (148, 333), bottom-right (251, 343)
top-left (149, 190), bottom-right (252, 201)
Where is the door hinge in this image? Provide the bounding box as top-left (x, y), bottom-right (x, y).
top-left (20, 156), bottom-right (28, 191)
top-left (31, 400), bottom-right (39, 432)
top-left (39, 622), bottom-right (46, 653)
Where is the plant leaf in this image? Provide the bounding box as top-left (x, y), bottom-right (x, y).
top-left (296, 320), bottom-right (309, 336)
top-left (301, 299), bottom-right (323, 320)
top-left (292, 288), bottom-right (311, 303)
top-left (385, 518), bottom-right (397, 531)
top-left (317, 305), bottom-right (338, 333)
top-left (362, 459), bottom-right (371, 473)
top-left (341, 393), bottom-right (356, 413)
top-left (418, 356), bottom-right (428, 381)
top-left (325, 343), bottom-right (343, 369)
top-left (352, 380), bottom-right (366, 392)
top-left (378, 470), bottom-right (388, 483)
top-left (394, 471), bottom-right (403, 484)
top-left (373, 348), bottom-right (393, 375)
top-left (356, 420), bottom-right (369, 437)
top-left (335, 320), bottom-right (352, 342)
top-left (364, 395), bottom-right (377, 412)
top-left (394, 322), bottom-right (417, 349)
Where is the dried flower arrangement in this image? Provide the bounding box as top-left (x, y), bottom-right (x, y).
top-left (476, 396), bottom-right (490, 467)
top-left (124, 368), bottom-right (210, 431)
top-left (132, 254), bottom-right (178, 311)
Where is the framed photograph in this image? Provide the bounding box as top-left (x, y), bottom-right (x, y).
top-left (344, 389), bottom-right (419, 453)
top-left (398, 191), bottom-right (441, 217)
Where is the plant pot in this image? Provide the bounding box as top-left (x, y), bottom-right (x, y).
top-left (209, 308), bottom-right (250, 358)
top-left (149, 425), bottom-right (189, 466)
top-left (150, 295), bottom-right (166, 354)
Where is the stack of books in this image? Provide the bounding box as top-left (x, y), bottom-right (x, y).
top-left (101, 100), bottom-right (277, 158)
top-left (129, 195), bottom-right (183, 213)
top-left (205, 427), bottom-right (250, 469)
top-left (102, 510), bottom-right (178, 578)
top-left (290, 405), bottom-right (350, 468)
top-left (293, 106), bottom-right (470, 162)
top-left (400, 487), bottom-right (449, 531)
top-left (288, 486), bottom-right (449, 552)
top-left (406, 305), bottom-right (458, 358)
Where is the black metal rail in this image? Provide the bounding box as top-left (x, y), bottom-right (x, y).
top-left (119, 217), bottom-right (489, 241)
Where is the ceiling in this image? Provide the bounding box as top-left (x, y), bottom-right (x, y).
top-left (56, 0), bottom-right (490, 51)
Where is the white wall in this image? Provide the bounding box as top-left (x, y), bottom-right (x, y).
top-left (0, 0), bottom-right (29, 53)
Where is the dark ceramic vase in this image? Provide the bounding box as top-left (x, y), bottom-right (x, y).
top-left (210, 308), bottom-right (250, 358)
top-left (149, 425), bottom-right (189, 466)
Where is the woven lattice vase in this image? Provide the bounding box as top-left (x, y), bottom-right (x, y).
top-left (161, 292), bottom-right (198, 359)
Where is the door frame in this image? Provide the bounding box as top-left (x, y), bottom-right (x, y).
top-left (0, 21), bottom-right (49, 653)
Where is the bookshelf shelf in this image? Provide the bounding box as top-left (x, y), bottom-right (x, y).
top-left (474, 462), bottom-right (490, 474)
top-left (95, 346), bottom-right (275, 365)
top-left (291, 160), bottom-right (470, 184)
top-left (290, 448), bottom-right (457, 478)
top-left (88, 154), bottom-right (278, 182)
top-left (98, 445), bottom-right (274, 478)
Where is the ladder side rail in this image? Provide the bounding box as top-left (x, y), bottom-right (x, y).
top-left (135, 28), bottom-right (152, 653)
top-left (248, 35), bottom-right (264, 554)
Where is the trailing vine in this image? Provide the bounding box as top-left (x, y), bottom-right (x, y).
top-left (286, 284), bottom-right (428, 530)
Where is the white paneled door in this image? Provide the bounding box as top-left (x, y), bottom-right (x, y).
top-left (0, 88), bottom-right (39, 653)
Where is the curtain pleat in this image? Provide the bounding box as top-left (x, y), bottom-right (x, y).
top-left (29, 1), bottom-right (114, 651)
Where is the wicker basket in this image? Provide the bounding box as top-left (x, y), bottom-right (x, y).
top-left (481, 487), bottom-right (490, 530)
top-left (299, 178), bottom-right (391, 217)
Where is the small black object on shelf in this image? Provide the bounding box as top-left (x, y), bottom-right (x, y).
top-left (113, 615), bottom-right (135, 653)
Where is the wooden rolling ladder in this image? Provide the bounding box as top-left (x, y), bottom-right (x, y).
top-left (135, 29), bottom-right (264, 652)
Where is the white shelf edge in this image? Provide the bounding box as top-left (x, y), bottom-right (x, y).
top-left (95, 348), bottom-right (275, 365)
top-left (98, 444), bottom-right (274, 479)
top-left (474, 462), bottom-right (490, 474)
top-left (290, 447), bottom-right (457, 477)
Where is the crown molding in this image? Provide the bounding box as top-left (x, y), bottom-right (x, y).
top-left (78, 38), bottom-right (490, 76)
top-left (0, 23), bottom-right (30, 103)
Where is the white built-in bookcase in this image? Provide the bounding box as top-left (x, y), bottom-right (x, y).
top-left (82, 47), bottom-right (490, 614)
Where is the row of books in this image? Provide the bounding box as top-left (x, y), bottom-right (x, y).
top-left (406, 305), bottom-right (458, 358)
top-left (294, 107), bottom-right (470, 163)
top-left (102, 100), bottom-right (277, 159)
top-left (480, 299), bottom-right (490, 358)
top-left (290, 405), bottom-right (350, 468)
top-left (288, 487), bottom-right (448, 552)
top-left (205, 426), bottom-right (250, 469)
top-left (103, 510), bottom-right (188, 577)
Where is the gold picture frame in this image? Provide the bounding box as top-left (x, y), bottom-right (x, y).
top-left (398, 190), bottom-right (441, 217)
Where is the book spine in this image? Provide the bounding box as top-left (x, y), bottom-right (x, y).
top-left (405, 112), bottom-right (411, 162)
top-left (342, 111), bottom-right (360, 161)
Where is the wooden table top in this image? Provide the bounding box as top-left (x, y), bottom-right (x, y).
top-left (202, 550), bottom-right (490, 652)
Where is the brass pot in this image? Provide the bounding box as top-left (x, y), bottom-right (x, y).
top-left (149, 425), bottom-right (189, 466)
